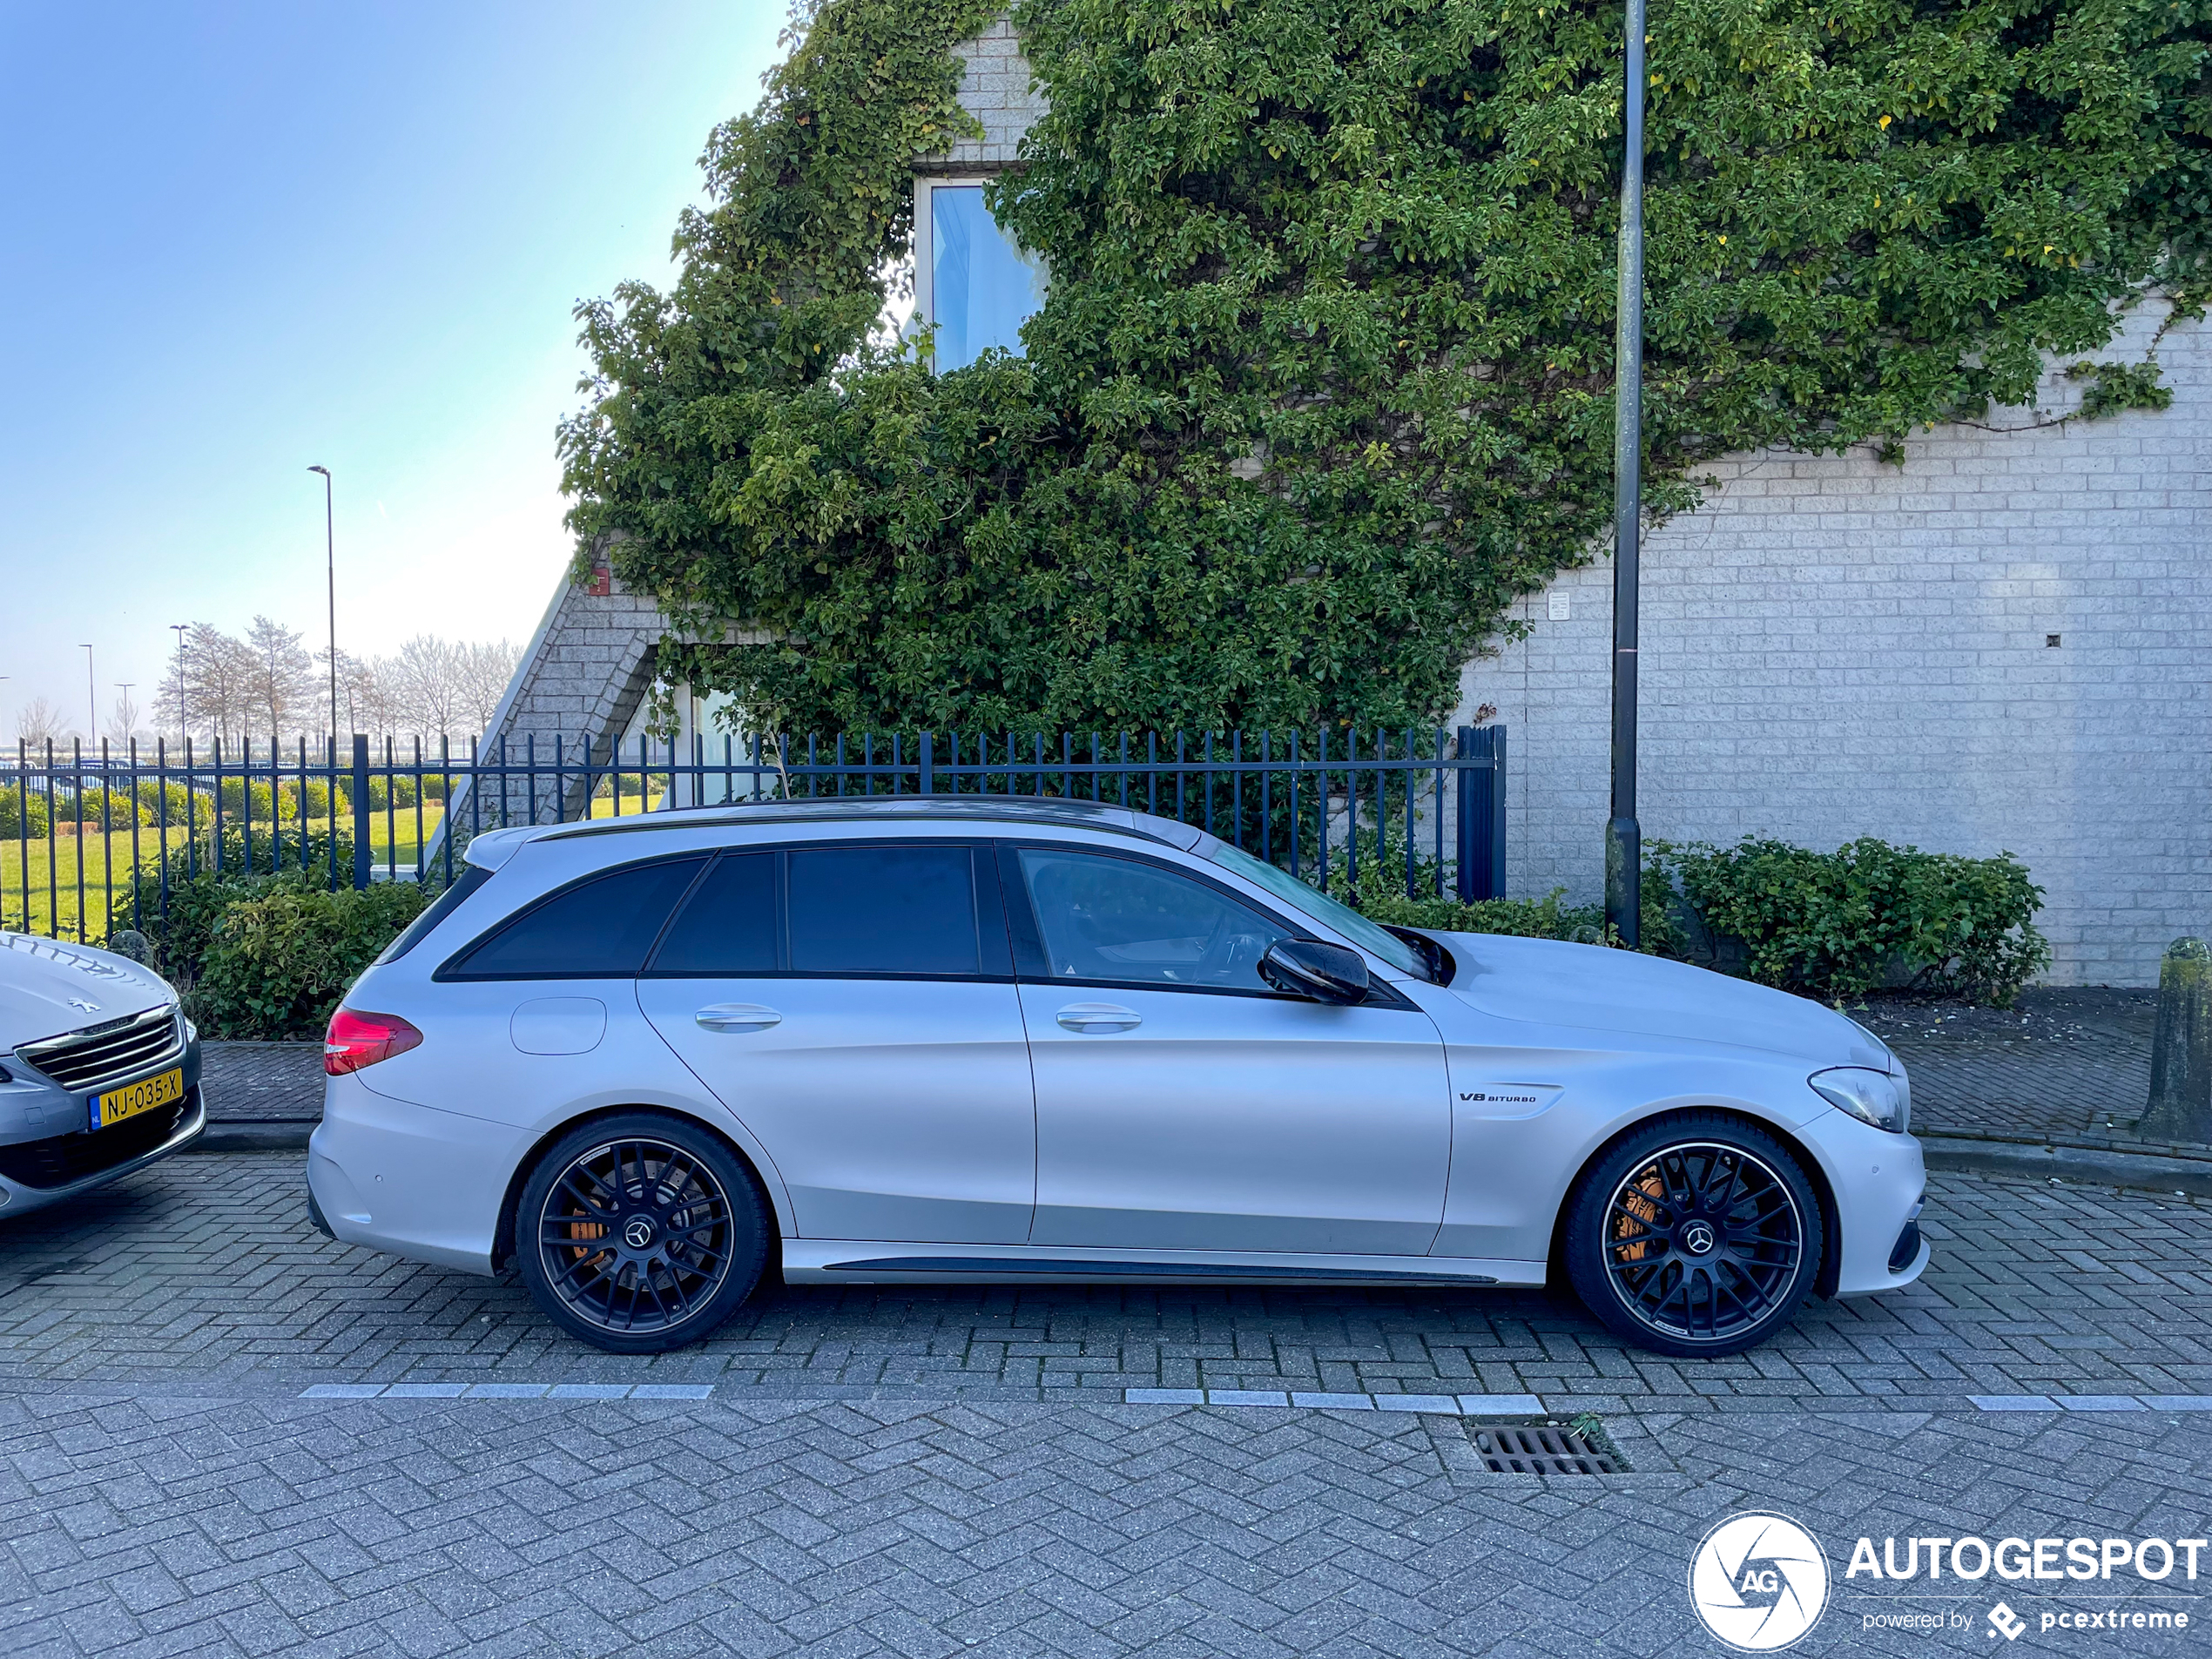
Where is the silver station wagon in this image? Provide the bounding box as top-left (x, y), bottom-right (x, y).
top-left (309, 799), bottom-right (1927, 1358)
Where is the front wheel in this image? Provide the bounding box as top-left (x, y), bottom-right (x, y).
top-left (516, 1111), bottom-right (770, 1353)
top-left (1563, 1112), bottom-right (1824, 1359)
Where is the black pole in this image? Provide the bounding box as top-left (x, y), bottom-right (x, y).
top-left (1605, 0), bottom-right (1647, 948)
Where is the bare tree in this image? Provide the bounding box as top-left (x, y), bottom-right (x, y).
top-left (157, 623), bottom-right (257, 750)
top-left (242, 616), bottom-right (316, 751)
top-left (455, 639), bottom-right (521, 735)
top-left (14, 697), bottom-right (69, 748)
top-left (104, 688), bottom-right (145, 748)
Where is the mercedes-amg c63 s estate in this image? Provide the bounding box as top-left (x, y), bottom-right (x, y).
top-left (307, 799), bottom-right (1926, 1357)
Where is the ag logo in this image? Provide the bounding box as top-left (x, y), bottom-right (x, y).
top-left (1688, 1512), bottom-right (1830, 1650)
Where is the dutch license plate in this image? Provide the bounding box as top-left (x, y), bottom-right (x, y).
top-left (92, 1067), bottom-right (183, 1131)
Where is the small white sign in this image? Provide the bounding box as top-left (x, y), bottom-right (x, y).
top-left (1548, 591), bottom-right (1570, 622)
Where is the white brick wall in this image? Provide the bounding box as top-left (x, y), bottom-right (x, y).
top-left (933, 23), bottom-right (1044, 166)
top-left (1458, 307), bottom-right (2212, 987)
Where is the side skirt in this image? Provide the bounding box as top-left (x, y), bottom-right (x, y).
top-left (779, 1240), bottom-right (1546, 1288)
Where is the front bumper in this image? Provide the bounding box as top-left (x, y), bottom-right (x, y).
top-left (1800, 1106), bottom-right (1930, 1297)
top-left (0, 1034), bottom-right (206, 1217)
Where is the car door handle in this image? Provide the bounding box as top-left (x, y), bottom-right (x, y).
top-left (695, 1003), bottom-right (781, 1032)
top-left (1056, 1002), bottom-right (1141, 1034)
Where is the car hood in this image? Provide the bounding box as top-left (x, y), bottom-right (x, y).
top-left (1427, 931), bottom-right (1891, 1068)
top-left (0, 933), bottom-right (176, 1050)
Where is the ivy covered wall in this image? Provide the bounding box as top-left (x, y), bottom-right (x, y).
top-left (557, 0), bottom-right (2209, 738)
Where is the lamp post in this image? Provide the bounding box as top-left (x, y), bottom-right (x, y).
top-left (1604, 0), bottom-right (1649, 948)
top-left (169, 624), bottom-right (189, 752)
top-left (308, 465), bottom-right (335, 759)
top-left (79, 644), bottom-right (95, 745)
top-left (113, 684), bottom-right (134, 747)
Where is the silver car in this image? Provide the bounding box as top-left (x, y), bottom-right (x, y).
top-left (0, 932), bottom-right (204, 1212)
top-left (309, 799), bottom-right (1928, 1358)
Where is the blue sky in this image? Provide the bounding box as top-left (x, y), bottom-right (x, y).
top-left (0, 1), bottom-right (786, 741)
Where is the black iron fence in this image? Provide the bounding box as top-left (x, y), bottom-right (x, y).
top-left (1, 725), bottom-right (1506, 944)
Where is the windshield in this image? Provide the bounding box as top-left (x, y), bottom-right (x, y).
top-left (1204, 843), bottom-right (1426, 978)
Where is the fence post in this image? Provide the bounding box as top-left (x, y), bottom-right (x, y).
top-left (351, 734), bottom-right (371, 892)
top-left (920, 731), bottom-right (934, 797)
top-left (1454, 725), bottom-right (1507, 903)
top-left (1487, 725), bottom-right (1507, 901)
top-left (1454, 727), bottom-right (1478, 902)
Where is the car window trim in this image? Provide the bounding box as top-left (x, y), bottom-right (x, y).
top-left (994, 839), bottom-right (1416, 1009)
top-left (433, 853), bottom-right (711, 983)
top-left (639, 839), bottom-right (1015, 982)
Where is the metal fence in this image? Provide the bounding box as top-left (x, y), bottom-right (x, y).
top-left (1, 725), bottom-right (1506, 945)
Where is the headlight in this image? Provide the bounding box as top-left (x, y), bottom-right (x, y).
top-left (1810, 1066), bottom-right (1912, 1134)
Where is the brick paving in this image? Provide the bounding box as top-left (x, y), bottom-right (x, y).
top-left (199, 1044), bottom-right (323, 1123)
top-left (0, 1156), bottom-right (2207, 1654)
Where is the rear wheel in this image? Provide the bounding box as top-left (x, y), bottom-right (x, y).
top-left (516, 1111), bottom-right (769, 1353)
top-left (1564, 1112), bottom-right (1824, 1359)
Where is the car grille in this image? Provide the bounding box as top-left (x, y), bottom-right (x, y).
top-left (15, 1005), bottom-right (184, 1095)
top-left (0, 1089), bottom-right (196, 1190)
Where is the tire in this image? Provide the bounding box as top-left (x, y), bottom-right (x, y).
top-left (515, 1110), bottom-right (770, 1354)
top-left (1563, 1111), bottom-right (1824, 1359)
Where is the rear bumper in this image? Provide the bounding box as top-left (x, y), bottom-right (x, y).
top-left (307, 1073), bottom-right (523, 1277)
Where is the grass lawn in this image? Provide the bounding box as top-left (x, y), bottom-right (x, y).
top-left (2, 826), bottom-right (193, 943)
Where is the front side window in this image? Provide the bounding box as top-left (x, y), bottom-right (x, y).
top-left (1017, 848), bottom-right (1289, 991)
top-left (926, 183), bottom-right (1046, 371)
top-left (1205, 842), bottom-right (1424, 977)
top-left (444, 857), bottom-right (705, 979)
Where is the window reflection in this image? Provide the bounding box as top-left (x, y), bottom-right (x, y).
top-left (929, 185), bottom-right (1046, 370)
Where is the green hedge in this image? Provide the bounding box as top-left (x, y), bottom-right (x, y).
top-left (111, 870), bottom-right (431, 1039)
top-left (1344, 836), bottom-right (2045, 1006)
top-left (192, 882), bottom-right (432, 1039)
top-left (0, 786), bottom-right (50, 839)
top-left (1649, 838), bottom-right (2048, 1007)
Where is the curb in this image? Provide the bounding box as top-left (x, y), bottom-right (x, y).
top-left (186, 1122), bottom-right (314, 1154)
top-left (1919, 1134), bottom-right (2212, 1197)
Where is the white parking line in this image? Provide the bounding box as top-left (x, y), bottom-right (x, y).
top-left (1124, 1388), bottom-right (1547, 1414)
top-left (1970, 1393), bottom-right (2212, 1412)
top-left (299, 1382), bottom-right (716, 1400)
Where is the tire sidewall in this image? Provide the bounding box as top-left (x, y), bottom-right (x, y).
top-left (1565, 1112), bottom-right (1825, 1359)
top-left (516, 1109), bottom-right (770, 1354)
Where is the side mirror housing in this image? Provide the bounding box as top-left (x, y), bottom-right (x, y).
top-left (1259, 938), bottom-right (1371, 1004)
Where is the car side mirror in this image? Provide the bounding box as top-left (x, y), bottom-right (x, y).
top-left (1259, 938), bottom-right (1371, 1004)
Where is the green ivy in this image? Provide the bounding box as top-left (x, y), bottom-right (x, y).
top-left (563, 0), bottom-right (2211, 734)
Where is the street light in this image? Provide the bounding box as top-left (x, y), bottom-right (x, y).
top-left (79, 644), bottom-right (95, 746)
top-left (114, 685), bottom-right (135, 748)
top-left (169, 624), bottom-right (189, 752)
top-left (1605, 0), bottom-right (1649, 948)
top-left (308, 465), bottom-right (335, 759)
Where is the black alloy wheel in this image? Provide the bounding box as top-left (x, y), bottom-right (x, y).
top-left (1564, 1112), bottom-right (1824, 1359)
top-left (516, 1111), bottom-right (769, 1353)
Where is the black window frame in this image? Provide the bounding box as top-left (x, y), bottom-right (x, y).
top-left (640, 839), bottom-right (1014, 983)
top-left (433, 853), bottom-right (712, 983)
top-left (995, 840), bottom-right (1416, 1009)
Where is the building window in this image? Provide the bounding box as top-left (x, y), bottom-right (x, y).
top-left (914, 179), bottom-right (1046, 371)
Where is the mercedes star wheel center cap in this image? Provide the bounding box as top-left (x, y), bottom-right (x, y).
top-left (1681, 1221), bottom-right (1716, 1256)
top-left (624, 1217), bottom-right (656, 1251)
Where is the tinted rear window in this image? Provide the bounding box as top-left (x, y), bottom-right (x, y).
top-left (649, 853), bottom-right (779, 974)
top-left (788, 846), bottom-right (979, 975)
top-left (444, 857), bottom-right (705, 979)
top-left (376, 865), bottom-right (490, 964)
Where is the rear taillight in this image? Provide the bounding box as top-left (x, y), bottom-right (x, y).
top-left (324, 1008), bottom-right (423, 1076)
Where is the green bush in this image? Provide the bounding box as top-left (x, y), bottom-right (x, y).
top-left (0, 786), bottom-right (51, 839)
top-left (1649, 838), bottom-right (2049, 1007)
top-left (132, 780), bottom-right (200, 823)
top-left (57, 786), bottom-right (152, 827)
top-left (192, 883), bottom-right (432, 1038)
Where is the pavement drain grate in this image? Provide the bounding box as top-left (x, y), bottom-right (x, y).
top-left (1470, 1420), bottom-right (1629, 1475)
